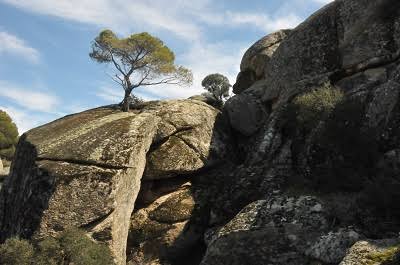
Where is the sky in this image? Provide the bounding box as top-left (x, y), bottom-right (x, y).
top-left (0, 0), bottom-right (332, 133)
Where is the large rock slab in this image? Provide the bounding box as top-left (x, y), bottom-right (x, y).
top-left (0, 107), bottom-right (159, 265)
top-left (0, 100), bottom-right (231, 265)
top-left (142, 100), bottom-right (231, 180)
top-left (127, 185), bottom-right (201, 265)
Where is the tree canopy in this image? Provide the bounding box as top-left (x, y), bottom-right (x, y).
top-left (0, 110), bottom-right (18, 160)
top-left (201, 73), bottom-right (231, 107)
top-left (90, 30), bottom-right (193, 111)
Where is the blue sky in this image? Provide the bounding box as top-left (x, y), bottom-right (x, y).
top-left (0, 0), bottom-right (331, 133)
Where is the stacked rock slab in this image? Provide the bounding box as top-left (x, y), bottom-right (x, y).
top-left (127, 99), bottom-right (231, 264)
top-left (232, 29), bottom-right (291, 94)
top-left (0, 100), bottom-right (231, 265)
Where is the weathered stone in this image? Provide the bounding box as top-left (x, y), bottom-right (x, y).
top-left (201, 196), bottom-right (329, 265)
top-left (0, 100), bottom-right (231, 265)
top-left (340, 239), bottom-right (400, 265)
top-left (127, 187), bottom-right (200, 265)
top-left (233, 30), bottom-right (291, 94)
top-left (305, 228), bottom-right (363, 263)
top-left (0, 107), bottom-right (159, 265)
top-left (143, 100), bottom-right (230, 180)
top-left (225, 87), bottom-right (267, 136)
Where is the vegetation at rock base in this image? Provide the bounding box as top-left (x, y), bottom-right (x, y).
top-left (0, 228), bottom-right (114, 265)
top-left (201, 73), bottom-right (231, 108)
top-left (367, 245), bottom-right (400, 265)
top-left (0, 237), bottom-right (34, 265)
top-left (0, 110), bottom-right (18, 161)
top-left (90, 30), bottom-right (193, 111)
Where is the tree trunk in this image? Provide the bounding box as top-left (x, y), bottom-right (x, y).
top-left (122, 79), bottom-right (132, 112)
top-left (122, 89), bottom-right (131, 112)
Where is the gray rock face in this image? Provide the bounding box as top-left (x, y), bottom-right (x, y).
top-left (0, 100), bottom-right (231, 265)
top-left (233, 30), bottom-right (291, 94)
top-left (305, 229), bottom-right (363, 263)
top-left (224, 84), bottom-right (266, 136)
top-left (209, 0), bottom-right (400, 264)
top-left (201, 196), bottom-right (329, 265)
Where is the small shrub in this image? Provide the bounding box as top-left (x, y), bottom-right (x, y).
top-left (35, 237), bottom-right (64, 265)
top-left (0, 228), bottom-right (114, 265)
top-left (291, 83), bottom-right (344, 132)
top-left (0, 238), bottom-right (34, 265)
top-left (59, 228), bottom-right (114, 265)
top-left (367, 246), bottom-right (400, 265)
top-left (0, 110), bottom-right (19, 160)
top-left (0, 146), bottom-right (16, 160)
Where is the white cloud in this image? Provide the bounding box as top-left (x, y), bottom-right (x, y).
top-left (0, 81), bottom-right (59, 113)
top-left (226, 11), bottom-right (302, 32)
top-left (312, 0), bottom-right (333, 3)
top-left (96, 86), bottom-right (123, 103)
top-left (0, 31), bottom-right (40, 63)
top-left (2, 0), bottom-right (204, 41)
top-left (2, 0), bottom-right (304, 41)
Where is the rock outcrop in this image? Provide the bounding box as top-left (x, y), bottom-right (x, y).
top-left (0, 100), bottom-right (231, 265)
top-left (233, 30), bottom-right (291, 94)
top-left (2, 0), bottom-right (400, 264)
top-left (218, 0), bottom-right (400, 263)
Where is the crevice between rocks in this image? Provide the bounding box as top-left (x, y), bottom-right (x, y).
top-left (80, 209), bottom-right (115, 230)
top-left (36, 157), bottom-right (131, 170)
top-left (330, 50), bottom-right (400, 83)
top-left (149, 126), bottom-right (195, 153)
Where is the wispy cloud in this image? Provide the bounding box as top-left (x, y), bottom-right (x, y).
top-left (0, 81), bottom-right (59, 113)
top-left (1, 0), bottom-right (305, 41)
top-left (96, 86), bottom-right (122, 103)
top-left (226, 11), bottom-right (301, 32)
top-left (2, 0), bottom-right (204, 41)
top-left (0, 31), bottom-right (40, 63)
top-left (312, 0), bottom-right (333, 3)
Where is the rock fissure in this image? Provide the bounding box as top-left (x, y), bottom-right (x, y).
top-left (149, 125), bottom-right (195, 152)
top-left (35, 157), bottom-right (132, 170)
top-left (331, 50), bottom-right (400, 83)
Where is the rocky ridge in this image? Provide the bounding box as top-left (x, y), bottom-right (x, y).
top-left (1, 0), bottom-right (400, 264)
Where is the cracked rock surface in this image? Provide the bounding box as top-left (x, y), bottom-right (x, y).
top-left (0, 100), bottom-right (230, 265)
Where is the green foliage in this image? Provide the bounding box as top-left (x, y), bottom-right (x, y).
top-left (367, 246), bottom-right (400, 265)
top-left (59, 228), bottom-right (114, 265)
top-left (90, 30), bottom-right (192, 111)
top-left (0, 110), bottom-right (18, 160)
top-left (0, 146), bottom-right (15, 160)
top-left (35, 237), bottom-right (64, 265)
top-left (0, 228), bottom-right (114, 265)
top-left (0, 238), bottom-right (34, 265)
top-left (290, 83), bottom-right (344, 132)
top-left (201, 73), bottom-right (231, 107)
